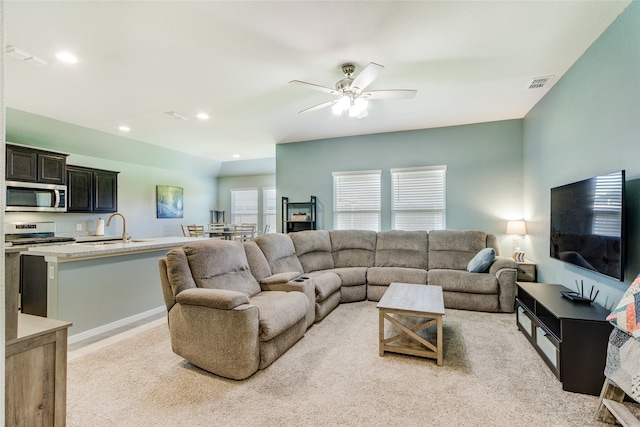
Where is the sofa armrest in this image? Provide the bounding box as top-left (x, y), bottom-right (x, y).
top-left (489, 256), bottom-right (517, 275)
top-left (489, 256), bottom-right (518, 313)
top-left (175, 288), bottom-right (250, 310)
top-left (260, 271), bottom-right (301, 285)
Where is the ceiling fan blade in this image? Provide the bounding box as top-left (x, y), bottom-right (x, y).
top-left (349, 62), bottom-right (384, 93)
top-left (299, 99), bottom-right (338, 114)
top-left (361, 89), bottom-right (417, 100)
top-left (290, 80), bottom-right (339, 96)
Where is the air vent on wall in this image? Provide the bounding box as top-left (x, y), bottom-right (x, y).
top-left (527, 75), bottom-right (554, 90)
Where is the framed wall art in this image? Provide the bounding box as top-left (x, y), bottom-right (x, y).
top-left (156, 185), bottom-right (184, 218)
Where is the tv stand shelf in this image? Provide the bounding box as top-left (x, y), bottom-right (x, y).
top-left (516, 282), bottom-right (612, 395)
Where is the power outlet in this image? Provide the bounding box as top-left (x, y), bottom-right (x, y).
top-left (76, 223), bottom-right (83, 231)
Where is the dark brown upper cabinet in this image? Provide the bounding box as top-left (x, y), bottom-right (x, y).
top-left (6, 144), bottom-right (67, 185)
top-left (67, 165), bottom-right (119, 213)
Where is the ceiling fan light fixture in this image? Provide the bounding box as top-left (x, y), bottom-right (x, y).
top-left (332, 96), bottom-right (351, 114)
top-left (349, 98), bottom-right (368, 117)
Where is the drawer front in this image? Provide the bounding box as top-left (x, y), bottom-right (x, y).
top-left (536, 327), bottom-right (559, 371)
top-left (517, 306), bottom-right (533, 337)
top-left (517, 264), bottom-right (536, 282)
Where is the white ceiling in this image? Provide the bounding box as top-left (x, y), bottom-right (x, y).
top-left (5, 1), bottom-right (631, 163)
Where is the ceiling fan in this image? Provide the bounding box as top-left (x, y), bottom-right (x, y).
top-left (290, 62), bottom-right (417, 118)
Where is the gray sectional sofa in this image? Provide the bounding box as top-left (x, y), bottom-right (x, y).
top-left (158, 229), bottom-right (517, 379)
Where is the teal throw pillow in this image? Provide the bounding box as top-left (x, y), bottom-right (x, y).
top-left (467, 248), bottom-right (496, 273)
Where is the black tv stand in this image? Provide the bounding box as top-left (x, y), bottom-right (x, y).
top-left (516, 282), bottom-right (612, 395)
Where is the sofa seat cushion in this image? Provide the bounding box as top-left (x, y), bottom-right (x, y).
top-left (428, 269), bottom-right (498, 294)
top-left (181, 240), bottom-right (262, 297)
top-left (374, 230), bottom-right (429, 269)
top-left (305, 271), bottom-right (341, 301)
top-left (326, 267), bottom-right (368, 287)
top-left (249, 291), bottom-right (308, 341)
top-left (367, 267), bottom-right (427, 286)
top-left (290, 230), bottom-right (335, 272)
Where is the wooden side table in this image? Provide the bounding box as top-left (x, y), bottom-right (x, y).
top-left (516, 260), bottom-right (537, 282)
top-left (6, 314), bottom-right (72, 426)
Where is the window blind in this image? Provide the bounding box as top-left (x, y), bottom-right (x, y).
top-left (231, 188), bottom-right (258, 225)
top-left (262, 187), bottom-right (276, 233)
top-left (391, 166), bottom-right (447, 231)
top-left (333, 170), bottom-right (381, 231)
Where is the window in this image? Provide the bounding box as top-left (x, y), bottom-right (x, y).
top-left (231, 188), bottom-right (258, 225)
top-left (333, 170), bottom-right (381, 231)
top-left (391, 166), bottom-right (447, 231)
top-left (262, 187), bottom-right (276, 233)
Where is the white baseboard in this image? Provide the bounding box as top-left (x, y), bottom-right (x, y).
top-left (68, 306), bottom-right (166, 345)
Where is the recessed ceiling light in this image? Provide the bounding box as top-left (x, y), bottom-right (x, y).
top-left (118, 126), bottom-right (131, 132)
top-left (56, 51), bottom-right (78, 64)
top-left (232, 154), bottom-right (240, 159)
top-left (196, 113), bottom-right (209, 120)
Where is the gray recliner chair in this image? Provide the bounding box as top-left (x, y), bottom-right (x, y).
top-left (158, 239), bottom-right (309, 380)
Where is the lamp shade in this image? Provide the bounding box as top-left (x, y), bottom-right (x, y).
top-left (506, 220), bottom-right (527, 235)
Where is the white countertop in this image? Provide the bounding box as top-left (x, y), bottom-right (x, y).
top-left (25, 236), bottom-right (207, 260)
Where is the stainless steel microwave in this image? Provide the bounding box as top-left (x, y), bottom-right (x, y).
top-left (5, 181), bottom-right (67, 212)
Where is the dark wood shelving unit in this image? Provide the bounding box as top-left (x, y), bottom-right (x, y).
top-left (516, 282), bottom-right (612, 395)
top-left (282, 195), bottom-right (316, 233)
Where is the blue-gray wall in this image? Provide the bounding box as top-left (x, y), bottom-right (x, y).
top-left (276, 119), bottom-right (524, 254)
top-left (522, 1), bottom-right (640, 308)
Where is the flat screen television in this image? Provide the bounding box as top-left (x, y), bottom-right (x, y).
top-left (550, 170), bottom-right (626, 281)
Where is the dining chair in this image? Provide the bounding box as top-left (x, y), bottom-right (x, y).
top-left (181, 224), bottom-right (191, 237)
top-left (234, 223), bottom-right (256, 241)
top-left (187, 225), bottom-right (205, 237)
top-left (208, 223), bottom-right (226, 239)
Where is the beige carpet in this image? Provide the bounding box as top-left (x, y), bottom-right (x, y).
top-left (67, 302), bottom-right (621, 426)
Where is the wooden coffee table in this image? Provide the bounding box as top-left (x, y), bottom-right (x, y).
top-left (377, 282), bottom-right (445, 366)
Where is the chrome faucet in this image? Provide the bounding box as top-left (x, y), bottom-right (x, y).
top-left (106, 212), bottom-right (130, 243)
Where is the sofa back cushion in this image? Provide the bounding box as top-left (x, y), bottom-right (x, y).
top-left (180, 240), bottom-right (262, 297)
top-left (253, 233), bottom-right (305, 274)
top-left (428, 230), bottom-right (492, 271)
top-left (243, 241), bottom-right (273, 282)
top-left (330, 230), bottom-right (377, 268)
top-left (374, 230), bottom-right (429, 269)
top-left (290, 230), bottom-right (334, 273)
top-left (165, 248), bottom-right (198, 297)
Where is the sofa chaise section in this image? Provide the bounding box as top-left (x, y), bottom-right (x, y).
top-left (158, 240), bottom-right (308, 380)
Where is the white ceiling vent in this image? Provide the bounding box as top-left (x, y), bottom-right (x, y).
top-left (162, 111), bottom-right (189, 120)
top-left (527, 76), bottom-right (554, 90)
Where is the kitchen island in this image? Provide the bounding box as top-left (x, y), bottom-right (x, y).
top-left (23, 236), bottom-right (206, 342)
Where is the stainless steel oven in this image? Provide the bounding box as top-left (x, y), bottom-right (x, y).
top-left (6, 180), bottom-right (67, 212)
top-left (5, 222), bottom-right (75, 317)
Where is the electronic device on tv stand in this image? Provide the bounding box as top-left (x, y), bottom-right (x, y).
top-left (560, 291), bottom-right (593, 304)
